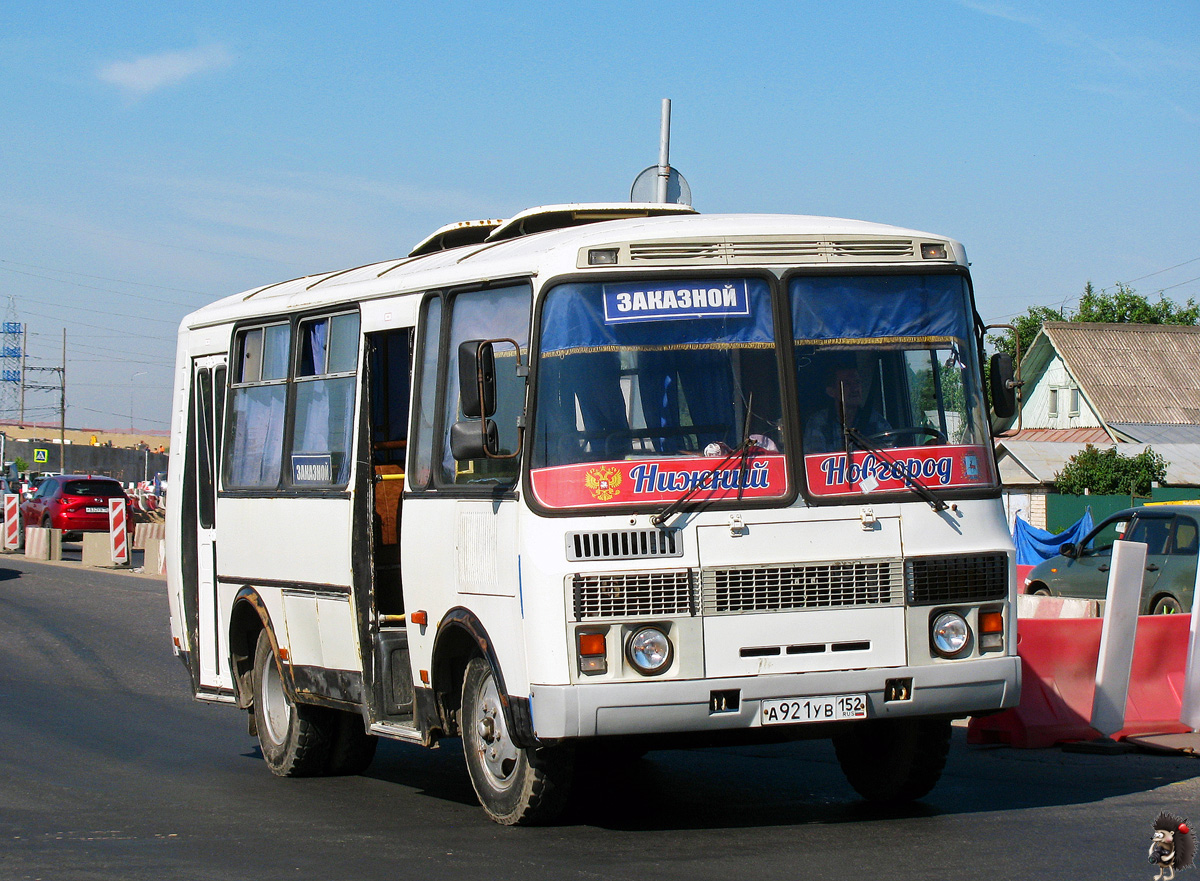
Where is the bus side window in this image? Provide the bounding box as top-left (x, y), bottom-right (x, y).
top-left (226, 322), bottom-right (290, 489)
top-left (439, 284), bottom-right (531, 487)
top-left (408, 296), bottom-right (443, 490)
top-left (289, 312), bottom-right (359, 487)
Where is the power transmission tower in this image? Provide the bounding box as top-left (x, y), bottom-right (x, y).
top-left (0, 298), bottom-right (24, 421)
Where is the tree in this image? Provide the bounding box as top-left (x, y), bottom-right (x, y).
top-left (12, 456), bottom-right (27, 475)
top-left (1053, 444), bottom-right (1168, 496)
top-left (988, 282), bottom-right (1200, 360)
top-left (1076, 282), bottom-right (1200, 325)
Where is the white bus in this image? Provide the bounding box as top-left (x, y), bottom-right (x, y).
top-left (166, 202), bottom-right (1021, 825)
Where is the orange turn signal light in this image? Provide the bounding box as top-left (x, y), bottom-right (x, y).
top-left (578, 633), bottom-right (607, 656)
top-left (979, 612), bottom-right (1004, 634)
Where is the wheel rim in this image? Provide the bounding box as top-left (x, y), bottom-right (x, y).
top-left (260, 650), bottom-right (292, 744)
top-left (471, 668), bottom-right (520, 791)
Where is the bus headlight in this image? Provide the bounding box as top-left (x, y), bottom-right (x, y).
top-left (931, 612), bottom-right (971, 658)
top-left (626, 626), bottom-right (673, 675)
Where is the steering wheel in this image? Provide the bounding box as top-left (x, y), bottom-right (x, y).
top-left (866, 427), bottom-right (947, 447)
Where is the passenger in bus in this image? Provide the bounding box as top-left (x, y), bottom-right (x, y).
top-left (803, 358), bottom-right (891, 454)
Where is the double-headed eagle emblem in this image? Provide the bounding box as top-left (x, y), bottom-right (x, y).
top-left (584, 467), bottom-right (622, 501)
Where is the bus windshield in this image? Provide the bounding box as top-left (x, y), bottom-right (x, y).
top-left (530, 277), bottom-right (789, 509)
top-left (528, 273), bottom-right (995, 510)
top-left (791, 274), bottom-right (995, 498)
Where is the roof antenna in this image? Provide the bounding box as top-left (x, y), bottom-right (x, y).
top-left (656, 97), bottom-right (671, 203)
top-left (630, 99), bottom-right (692, 206)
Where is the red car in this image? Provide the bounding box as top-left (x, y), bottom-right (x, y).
top-left (20, 475), bottom-right (134, 540)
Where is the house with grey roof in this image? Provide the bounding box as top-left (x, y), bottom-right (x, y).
top-left (994, 322), bottom-right (1200, 529)
top-left (999, 321), bottom-right (1200, 443)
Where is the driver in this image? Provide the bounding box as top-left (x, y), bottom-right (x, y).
top-left (803, 358), bottom-right (892, 454)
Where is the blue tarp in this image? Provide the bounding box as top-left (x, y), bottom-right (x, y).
top-left (1012, 509), bottom-right (1095, 566)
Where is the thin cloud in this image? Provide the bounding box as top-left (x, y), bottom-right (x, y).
top-left (98, 44), bottom-right (233, 97)
top-left (951, 1), bottom-right (1199, 76)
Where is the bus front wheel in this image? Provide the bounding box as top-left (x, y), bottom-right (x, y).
top-left (251, 630), bottom-right (332, 777)
top-left (833, 717), bottom-right (951, 803)
top-left (461, 657), bottom-right (573, 825)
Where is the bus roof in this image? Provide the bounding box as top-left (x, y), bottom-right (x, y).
top-left (180, 208), bottom-right (966, 331)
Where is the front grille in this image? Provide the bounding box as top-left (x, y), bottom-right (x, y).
top-left (566, 528), bottom-right (682, 561)
top-left (701, 560), bottom-right (902, 614)
top-left (572, 570), bottom-right (695, 620)
top-left (906, 554), bottom-right (1008, 605)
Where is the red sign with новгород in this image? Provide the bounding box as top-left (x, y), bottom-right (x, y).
top-left (804, 445), bottom-right (993, 497)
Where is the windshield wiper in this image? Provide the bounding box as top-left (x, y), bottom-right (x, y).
top-left (651, 395), bottom-right (757, 527)
top-left (843, 426), bottom-right (949, 512)
top-left (649, 435), bottom-right (758, 526)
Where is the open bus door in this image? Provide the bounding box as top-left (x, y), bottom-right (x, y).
top-left (185, 355), bottom-right (228, 692)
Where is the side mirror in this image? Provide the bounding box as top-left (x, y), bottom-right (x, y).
top-left (1060, 542), bottom-right (1078, 558)
top-left (989, 352), bottom-right (1017, 419)
top-left (450, 419), bottom-right (499, 461)
top-left (458, 340), bottom-right (496, 419)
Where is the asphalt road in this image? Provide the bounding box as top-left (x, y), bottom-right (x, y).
top-left (3, 556), bottom-right (1199, 881)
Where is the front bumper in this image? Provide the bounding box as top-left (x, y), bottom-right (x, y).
top-left (529, 655), bottom-right (1020, 739)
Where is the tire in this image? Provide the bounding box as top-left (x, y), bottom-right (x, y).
top-left (251, 630), bottom-right (333, 777)
top-left (461, 656), bottom-right (574, 825)
top-left (1153, 595), bottom-right (1184, 615)
top-left (833, 717), bottom-right (951, 803)
top-left (1030, 584), bottom-right (1051, 597)
top-left (325, 710), bottom-right (378, 776)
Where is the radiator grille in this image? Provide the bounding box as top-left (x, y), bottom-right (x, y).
top-left (565, 528), bottom-right (682, 561)
top-left (906, 554), bottom-right (1008, 605)
top-left (701, 560), bottom-right (902, 614)
top-left (572, 570), bottom-right (695, 620)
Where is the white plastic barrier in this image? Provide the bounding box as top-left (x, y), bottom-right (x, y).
top-left (1180, 552), bottom-right (1200, 730)
top-left (1091, 540), bottom-right (1148, 737)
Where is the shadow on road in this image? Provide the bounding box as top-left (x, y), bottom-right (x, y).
top-left (352, 730), bottom-right (1200, 832)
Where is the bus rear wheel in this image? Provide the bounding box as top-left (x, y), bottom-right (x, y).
top-left (461, 657), bottom-right (573, 825)
top-left (833, 717), bottom-right (951, 803)
top-left (251, 630), bottom-right (332, 777)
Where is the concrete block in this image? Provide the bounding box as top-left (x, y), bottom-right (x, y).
top-left (23, 527), bottom-right (62, 561)
top-left (82, 532), bottom-right (128, 568)
top-left (143, 538), bottom-right (166, 575)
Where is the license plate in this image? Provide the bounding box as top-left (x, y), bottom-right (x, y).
top-left (86, 506), bottom-right (106, 513)
top-left (760, 693), bottom-right (867, 725)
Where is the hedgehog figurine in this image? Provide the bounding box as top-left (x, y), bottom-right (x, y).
top-left (1150, 811), bottom-right (1196, 880)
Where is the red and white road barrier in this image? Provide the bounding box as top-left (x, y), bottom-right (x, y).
top-left (3, 493), bottom-right (20, 550)
top-left (109, 498), bottom-right (129, 565)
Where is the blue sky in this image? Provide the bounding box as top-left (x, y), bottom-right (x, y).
top-left (1, 1), bottom-right (1197, 432)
